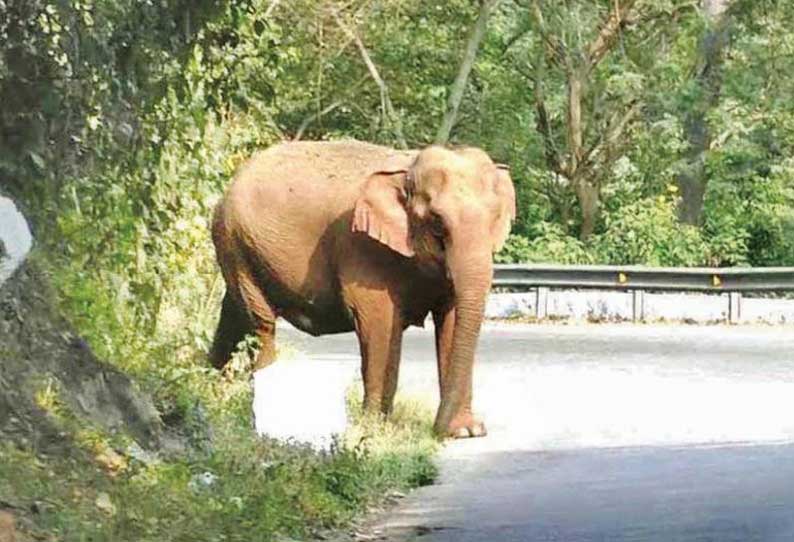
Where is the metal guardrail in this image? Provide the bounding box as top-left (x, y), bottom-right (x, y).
top-left (491, 264), bottom-right (794, 323)
top-left (493, 264), bottom-right (794, 292)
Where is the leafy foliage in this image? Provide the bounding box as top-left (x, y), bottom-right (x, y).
top-left (4, 0), bottom-right (794, 267)
top-left (595, 192), bottom-right (710, 267)
top-left (1, 396), bottom-right (437, 541)
top-left (496, 226), bottom-right (593, 265)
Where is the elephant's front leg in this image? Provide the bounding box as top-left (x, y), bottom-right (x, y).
top-left (433, 304), bottom-right (487, 438)
top-left (352, 301), bottom-right (404, 415)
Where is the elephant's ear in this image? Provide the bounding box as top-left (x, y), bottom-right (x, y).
top-left (490, 165), bottom-right (516, 253)
top-left (353, 170), bottom-right (415, 257)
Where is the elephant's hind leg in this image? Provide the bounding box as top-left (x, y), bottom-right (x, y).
top-left (237, 273), bottom-right (278, 370)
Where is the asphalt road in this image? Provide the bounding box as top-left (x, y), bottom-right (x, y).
top-left (279, 322), bottom-right (794, 541)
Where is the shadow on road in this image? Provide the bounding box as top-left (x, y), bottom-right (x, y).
top-left (379, 442), bottom-right (794, 542)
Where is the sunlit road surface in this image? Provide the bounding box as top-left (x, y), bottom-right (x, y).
top-left (280, 323), bottom-right (794, 541)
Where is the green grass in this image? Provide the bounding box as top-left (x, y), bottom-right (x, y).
top-left (1, 388), bottom-right (439, 542)
top-left (1, 98), bottom-right (440, 540)
top-left (3, 249), bottom-right (439, 541)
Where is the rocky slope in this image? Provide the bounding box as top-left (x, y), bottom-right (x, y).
top-left (0, 262), bottom-right (163, 451)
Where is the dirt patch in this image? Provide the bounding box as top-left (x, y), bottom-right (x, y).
top-left (0, 511), bottom-right (16, 542)
top-left (0, 262), bottom-right (162, 452)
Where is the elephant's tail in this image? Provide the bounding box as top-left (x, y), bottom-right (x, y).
top-left (209, 292), bottom-right (252, 370)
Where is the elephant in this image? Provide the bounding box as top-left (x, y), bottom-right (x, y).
top-left (209, 140), bottom-right (515, 438)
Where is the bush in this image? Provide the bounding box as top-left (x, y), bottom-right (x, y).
top-left (594, 192), bottom-right (710, 267)
top-left (701, 142), bottom-right (794, 267)
top-left (1, 396), bottom-right (438, 542)
top-left (496, 223), bottom-right (593, 264)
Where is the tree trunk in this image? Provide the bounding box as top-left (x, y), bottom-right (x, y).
top-left (567, 69), bottom-right (600, 240)
top-left (567, 71), bottom-right (585, 175)
top-left (676, 0), bottom-right (732, 225)
top-left (678, 160), bottom-right (708, 225)
top-left (575, 178), bottom-right (599, 241)
top-left (434, 0), bottom-right (499, 145)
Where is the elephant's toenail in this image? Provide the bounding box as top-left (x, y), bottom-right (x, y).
top-left (471, 424), bottom-right (487, 437)
top-left (453, 427), bottom-right (470, 439)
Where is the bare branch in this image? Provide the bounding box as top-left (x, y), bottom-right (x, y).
top-left (264, 0), bottom-right (281, 18)
top-left (520, 37), bottom-right (564, 175)
top-left (566, 72), bottom-right (585, 174)
top-left (605, 100), bottom-right (641, 147)
top-left (435, 0), bottom-right (500, 144)
top-left (295, 100), bottom-right (346, 141)
top-left (501, 25), bottom-right (532, 55)
top-left (586, 0), bottom-right (638, 69)
top-left (512, 62), bottom-right (537, 84)
top-left (294, 76), bottom-right (369, 140)
top-left (530, 0), bottom-right (569, 69)
top-left (331, 8), bottom-right (407, 148)
top-left (581, 99), bottom-right (641, 170)
top-left (562, 1), bottom-right (638, 177)
top-left (533, 80), bottom-right (564, 176)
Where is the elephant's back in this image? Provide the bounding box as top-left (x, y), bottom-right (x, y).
top-left (244, 140), bottom-right (414, 190)
top-left (225, 139), bottom-right (415, 224)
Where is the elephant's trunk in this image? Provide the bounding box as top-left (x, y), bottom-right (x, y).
top-left (434, 233), bottom-right (493, 435)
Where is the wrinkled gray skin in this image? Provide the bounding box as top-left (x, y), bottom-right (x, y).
top-left (210, 140), bottom-right (515, 438)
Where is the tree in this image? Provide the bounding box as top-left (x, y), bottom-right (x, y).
top-left (525, 0), bottom-right (643, 239)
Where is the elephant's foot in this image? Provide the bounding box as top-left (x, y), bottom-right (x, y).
top-left (436, 411), bottom-right (487, 439)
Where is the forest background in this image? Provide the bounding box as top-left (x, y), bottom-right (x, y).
top-left (4, 0), bottom-right (794, 271)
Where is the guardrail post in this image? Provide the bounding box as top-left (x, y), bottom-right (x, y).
top-left (728, 292), bottom-right (742, 324)
top-left (632, 290), bottom-right (645, 322)
top-left (536, 287), bottom-right (549, 320)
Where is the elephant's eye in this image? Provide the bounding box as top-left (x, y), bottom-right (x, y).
top-left (427, 211), bottom-right (446, 239)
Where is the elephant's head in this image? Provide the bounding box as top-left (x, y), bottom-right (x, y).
top-left (352, 146), bottom-right (516, 435)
